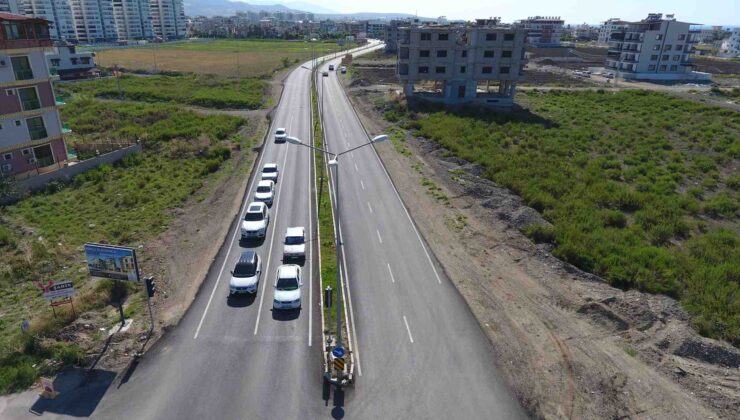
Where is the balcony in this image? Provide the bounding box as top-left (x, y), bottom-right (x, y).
top-left (0, 38), bottom-right (53, 50)
top-left (21, 99), bottom-right (41, 111)
top-left (14, 69), bottom-right (35, 81)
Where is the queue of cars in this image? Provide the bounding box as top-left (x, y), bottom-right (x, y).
top-left (229, 127), bottom-right (308, 310)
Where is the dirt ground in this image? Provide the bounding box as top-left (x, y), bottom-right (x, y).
top-left (346, 86), bottom-right (740, 419)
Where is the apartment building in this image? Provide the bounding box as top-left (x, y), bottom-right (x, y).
top-left (605, 13), bottom-right (710, 81)
top-left (396, 19), bottom-right (526, 107)
top-left (717, 28), bottom-right (740, 58)
top-left (150, 0), bottom-right (186, 40)
top-left (46, 41), bottom-right (96, 79)
top-left (385, 18), bottom-right (419, 53)
top-left (70, 0), bottom-right (118, 43)
top-left (0, 13), bottom-right (69, 178)
top-left (515, 16), bottom-right (564, 46)
top-left (18, 0), bottom-right (77, 40)
top-left (598, 18), bottom-right (628, 45)
top-left (112, 0), bottom-right (152, 40)
top-left (366, 20), bottom-right (387, 40)
top-left (0, 0), bottom-right (19, 13)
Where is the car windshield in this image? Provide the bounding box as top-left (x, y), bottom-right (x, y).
top-left (285, 235), bottom-right (304, 245)
top-left (233, 262), bottom-right (256, 277)
top-left (276, 130), bottom-right (285, 135)
top-left (263, 167), bottom-right (277, 173)
top-left (257, 186), bottom-right (271, 193)
top-left (244, 212), bottom-right (263, 221)
top-left (276, 276), bottom-right (298, 290)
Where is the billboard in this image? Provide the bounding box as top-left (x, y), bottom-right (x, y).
top-left (84, 243), bottom-right (140, 283)
top-left (41, 281), bottom-right (75, 301)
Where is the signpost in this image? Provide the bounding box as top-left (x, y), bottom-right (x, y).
top-left (332, 346), bottom-right (346, 379)
top-left (37, 280), bottom-right (76, 317)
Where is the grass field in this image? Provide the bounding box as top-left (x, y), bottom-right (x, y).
top-left (58, 74), bottom-right (266, 110)
top-left (387, 90), bottom-right (739, 344)
top-left (0, 98), bottom-right (247, 393)
top-left (95, 39), bottom-right (354, 77)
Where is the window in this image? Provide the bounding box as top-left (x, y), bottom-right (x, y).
top-left (18, 87), bottom-right (40, 111)
top-left (670, 65), bottom-right (677, 71)
top-left (460, 66), bottom-right (466, 73)
top-left (70, 58), bottom-right (78, 65)
top-left (2, 153), bottom-right (11, 160)
top-left (672, 55), bottom-right (680, 61)
top-left (22, 149), bottom-right (31, 156)
top-left (650, 54), bottom-right (658, 60)
top-left (11, 56), bottom-right (34, 81)
top-left (662, 54), bottom-right (669, 60)
top-left (435, 66), bottom-right (446, 74)
top-left (436, 50), bottom-right (447, 58)
top-left (675, 45), bottom-right (682, 51)
top-left (652, 45), bottom-right (660, 51)
top-left (482, 66), bottom-right (492, 74)
top-left (420, 32), bottom-right (431, 41)
top-left (664, 44), bottom-right (672, 51)
top-left (80, 57), bottom-right (90, 64)
top-left (486, 33), bottom-right (497, 41)
top-left (418, 66), bottom-right (429, 74)
top-left (659, 65), bottom-right (667, 71)
top-left (461, 50), bottom-right (467, 58)
top-left (419, 50), bottom-right (430, 58)
top-left (678, 34), bottom-right (686, 40)
top-left (504, 33), bottom-right (514, 41)
top-left (26, 116), bottom-right (47, 140)
top-left (438, 33), bottom-right (448, 41)
top-left (5, 89), bottom-right (14, 96)
top-left (500, 66), bottom-right (510, 74)
top-left (484, 50), bottom-right (494, 58)
top-left (50, 58), bottom-right (60, 67)
top-left (656, 34), bottom-right (663, 40)
top-left (648, 64), bottom-right (656, 71)
top-left (15, 120), bottom-right (21, 126)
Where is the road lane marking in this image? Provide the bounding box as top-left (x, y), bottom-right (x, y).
top-left (403, 316), bottom-right (414, 343)
top-left (367, 202), bottom-right (373, 213)
top-left (193, 111), bottom-right (279, 340)
top-left (354, 162), bottom-right (359, 172)
top-left (253, 143), bottom-right (291, 335)
top-left (376, 229), bottom-right (383, 244)
top-left (360, 180), bottom-right (365, 190)
top-left (387, 263), bottom-right (395, 284)
top-left (307, 125), bottom-right (313, 347)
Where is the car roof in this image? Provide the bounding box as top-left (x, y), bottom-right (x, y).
top-left (276, 128), bottom-right (286, 131)
top-left (286, 226), bottom-right (305, 237)
top-left (263, 163), bottom-right (278, 169)
top-left (277, 264), bottom-right (299, 278)
top-left (237, 251), bottom-right (257, 265)
top-left (257, 180), bottom-right (274, 187)
top-left (247, 202), bottom-right (266, 212)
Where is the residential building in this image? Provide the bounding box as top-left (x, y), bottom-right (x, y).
top-left (605, 13), bottom-right (710, 81)
top-left (598, 18), bottom-right (628, 45)
top-left (0, 13), bottom-right (69, 178)
top-left (0, 0), bottom-right (19, 13)
top-left (385, 18), bottom-right (418, 53)
top-left (717, 28), bottom-right (740, 58)
top-left (150, 0), bottom-right (186, 41)
top-left (112, 0), bottom-right (153, 40)
top-left (366, 20), bottom-right (387, 40)
top-left (569, 23), bottom-right (598, 41)
top-left (46, 41), bottom-right (96, 79)
top-left (396, 19), bottom-right (527, 107)
top-left (70, 0), bottom-right (118, 43)
top-left (515, 16), bottom-right (564, 47)
top-left (18, 0), bottom-right (77, 40)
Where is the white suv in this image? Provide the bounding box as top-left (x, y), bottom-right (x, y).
top-left (273, 265), bottom-right (302, 310)
top-left (241, 202), bottom-right (269, 239)
top-left (261, 163), bottom-right (279, 182)
top-left (254, 180), bottom-right (275, 206)
top-left (275, 128), bottom-right (287, 143)
top-left (283, 226), bottom-right (306, 260)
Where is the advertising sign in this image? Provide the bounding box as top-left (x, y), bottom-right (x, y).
top-left (84, 243), bottom-right (140, 283)
top-left (42, 281), bottom-right (75, 301)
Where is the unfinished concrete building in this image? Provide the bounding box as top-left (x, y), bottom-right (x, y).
top-left (396, 19), bottom-right (526, 107)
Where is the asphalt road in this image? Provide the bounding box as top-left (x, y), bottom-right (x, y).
top-left (316, 54), bottom-right (527, 418)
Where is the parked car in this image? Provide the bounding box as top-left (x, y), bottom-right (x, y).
top-left (340, 66), bottom-right (347, 74)
top-left (241, 202), bottom-right (269, 240)
top-left (261, 163), bottom-right (279, 182)
top-left (283, 226), bottom-right (306, 260)
top-left (329, 64), bottom-right (335, 71)
top-left (273, 265), bottom-right (302, 310)
top-left (254, 180), bottom-right (275, 206)
top-left (275, 128), bottom-right (287, 143)
top-left (229, 251), bottom-right (261, 295)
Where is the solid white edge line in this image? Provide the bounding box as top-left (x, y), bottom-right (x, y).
top-left (193, 99), bottom-right (279, 340)
top-left (253, 142), bottom-right (291, 335)
top-left (307, 100), bottom-right (313, 348)
top-left (403, 315), bottom-right (414, 343)
top-left (387, 263), bottom-right (395, 284)
top-left (376, 229), bottom-right (383, 244)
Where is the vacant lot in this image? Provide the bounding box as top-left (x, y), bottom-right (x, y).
top-left (95, 39), bottom-right (353, 77)
top-left (0, 98), bottom-right (247, 393)
top-left (387, 90), bottom-right (739, 344)
top-left (59, 74), bottom-right (266, 110)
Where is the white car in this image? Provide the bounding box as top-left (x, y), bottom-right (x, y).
top-left (229, 251), bottom-right (261, 295)
top-left (340, 66), bottom-right (347, 74)
top-left (254, 180), bottom-right (275, 206)
top-left (241, 202), bottom-right (269, 239)
top-left (261, 163), bottom-right (279, 182)
top-left (273, 265), bottom-right (302, 310)
top-left (275, 128), bottom-right (287, 143)
top-left (283, 226), bottom-right (306, 260)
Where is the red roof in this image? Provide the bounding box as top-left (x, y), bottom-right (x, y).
top-left (0, 12), bottom-right (49, 23)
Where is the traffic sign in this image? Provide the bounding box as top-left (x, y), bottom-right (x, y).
top-left (332, 346), bottom-right (345, 359)
top-left (333, 357), bottom-right (345, 372)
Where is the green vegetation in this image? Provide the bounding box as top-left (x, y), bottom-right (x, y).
top-left (0, 98), bottom-right (248, 393)
top-left (145, 39), bottom-right (351, 53)
top-left (710, 86), bottom-right (740, 99)
top-left (59, 74), bottom-right (266, 110)
top-left (388, 90), bottom-right (739, 344)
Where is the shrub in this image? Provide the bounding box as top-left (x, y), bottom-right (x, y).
top-left (524, 224), bottom-right (556, 244)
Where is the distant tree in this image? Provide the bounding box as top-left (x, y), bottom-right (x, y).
top-left (0, 173), bottom-right (18, 201)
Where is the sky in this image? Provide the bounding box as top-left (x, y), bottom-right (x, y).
top-left (263, 0), bottom-right (740, 26)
